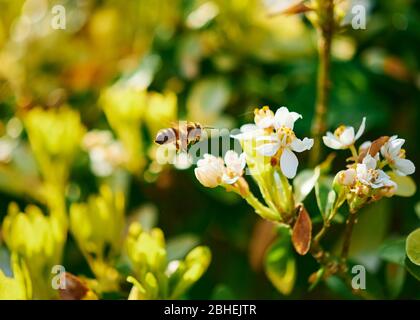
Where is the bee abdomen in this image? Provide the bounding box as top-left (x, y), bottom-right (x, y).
top-left (155, 128), bottom-right (177, 145)
top-left (186, 122), bottom-right (201, 142)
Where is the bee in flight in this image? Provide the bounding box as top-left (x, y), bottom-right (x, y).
top-left (154, 121), bottom-right (208, 152)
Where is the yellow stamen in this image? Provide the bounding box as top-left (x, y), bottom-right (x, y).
top-left (334, 125), bottom-right (347, 137)
top-left (277, 126), bottom-right (296, 145)
top-left (399, 148), bottom-right (406, 159)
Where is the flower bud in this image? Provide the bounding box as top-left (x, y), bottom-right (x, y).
top-left (194, 154), bottom-right (224, 188)
top-left (337, 168), bottom-right (356, 186)
top-left (254, 106), bottom-right (274, 129)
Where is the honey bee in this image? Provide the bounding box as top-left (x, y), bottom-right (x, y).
top-left (154, 121), bottom-right (207, 151)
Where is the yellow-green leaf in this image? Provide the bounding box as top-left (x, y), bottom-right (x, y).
top-left (264, 226), bottom-right (296, 295)
top-left (406, 228), bottom-right (420, 266)
top-left (388, 172), bottom-right (416, 197)
top-left (293, 168), bottom-right (320, 203)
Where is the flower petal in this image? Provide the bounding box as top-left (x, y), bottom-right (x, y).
top-left (239, 152), bottom-right (247, 170)
top-left (256, 142), bottom-right (280, 157)
top-left (195, 167), bottom-right (221, 188)
top-left (355, 117), bottom-right (366, 140)
top-left (280, 148), bottom-right (299, 179)
top-left (388, 138), bottom-right (405, 157)
top-left (359, 140), bottom-right (372, 151)
top-left (222, 173), bottom-right (239, 185)
top-left (356, 163), bottom-right (370, 185)
top-left (339, 168), bottom-right (356, 186)
top-left (290, 137), bottom-right (314, 153)
top-left (339, 127), bottom-right (355, 146)
top-left (322, 132), bottom-right (343, 149)
top-left (231, 124), bottom-right (261, 140)
top-left (256, 135), bottom-right (279, 142)
top-left (375, 170), bottom-right (396, 188)
top-left (362, 154), bottom-right (377, 170)
top-left (256, 116), bottom-right (274, 129)
top-left (224, 150), bottom-right (238, 167)
top-left (273, 106), bottom-right (302, 130)
top-left (394, 158), bottom-right (415, 176)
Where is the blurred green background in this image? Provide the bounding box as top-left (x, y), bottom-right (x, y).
top-left (0, 0), bottom-right (419, 299)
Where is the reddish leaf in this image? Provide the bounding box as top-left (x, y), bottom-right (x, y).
top-left (292, 206), bottom-right (312, 255)
top-left (59, 272), bottom-right (89, 300)
top-left (358, 136), bottom-right (389, 163)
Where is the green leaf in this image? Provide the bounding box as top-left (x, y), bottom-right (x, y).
top-left (315, 175), bottom-right (334, 219)
top-left (385, 263), bottom-right (405, 299)
top-left (308, 267), bottom-right (325, 291)
top-left (415, 202), bottom-right (420, 220)
top-left (325, 276), bottom-right (357, 300)
top-left (264, 226), bottom-right (296, 295)
top-left (342, 200), bottom-right (391, 270)
top-left (406, 228), bottom-right (420, 266)
top-left (405, 257), bottom-right (420, 281)
top-left (388, 172), bottom-right (416, 197)
top-left (379, 238), bottom-right (406, 266)
top-left (211, 284), bottom-right (236, 300)
top-left (293, 168), bottom-right (320, 203)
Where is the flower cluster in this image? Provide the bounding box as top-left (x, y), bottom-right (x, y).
top-left (233, 106), bottom-right (313, 179)
top-left (183, 107), bottom-right (417, 297)
top-left (326, 119), bottom-right (416, 212)
top-left (193, 106), bottom-right (314, 221)
top-left (194, 151), bottom-right (246, 188)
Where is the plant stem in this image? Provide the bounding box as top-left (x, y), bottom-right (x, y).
top-left (278, 171), bottom-right (294, 218)
top-left (341, 211), bottom-right (358, 261)
top-left (310, 211), bottom-right (335, 265)
top-left (244, 192), bottom-right (280, 222)
top-left (349, 144), bottom-right (358, 160)
top-left (309, 0), bottom-right (335, 166)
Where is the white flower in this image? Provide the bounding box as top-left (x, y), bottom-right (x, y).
top-left (254, 106), bottom-right (274, 129)
top-left (273, 106), bottom-right (302, 130)
top-left (380, 135), bottom-right (415, 176)
top-left (356, 155), bottom-right (396, 189)
top-left (359, 140), bottom-right (372, 151)
top-left (323, 117), bottom-right (366, 150)
top-left (255, 107), bottom-right (313, 179)
top-left (194, 154), bottom-right (225, 188)
top-left (222, 151), bottom-right (246, 184)
top-left (337, 168), bottom-right (357, 186)
top-left (231, 124), bottom-right (264, 141)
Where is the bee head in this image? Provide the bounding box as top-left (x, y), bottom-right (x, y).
top-left (155, 129), bottom-right (175, 145)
